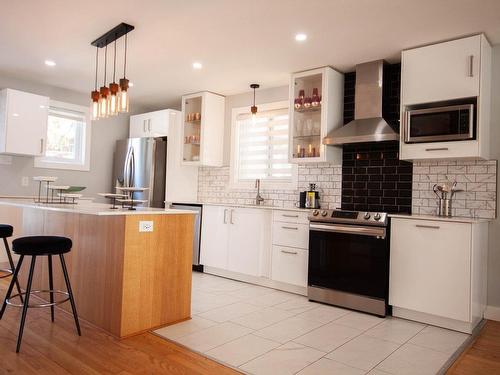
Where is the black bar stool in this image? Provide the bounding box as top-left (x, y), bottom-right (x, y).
top-left (0, 236), bottom-right (81, 352)
top-left (0, 224), bottom-right (23, 301)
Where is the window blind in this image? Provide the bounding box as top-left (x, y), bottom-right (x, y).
top-left (237, 108), bottom-right (292, 181)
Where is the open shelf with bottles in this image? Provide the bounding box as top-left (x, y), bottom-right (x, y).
top-left (181, 91), bottom-right (225, 166)
top-left (289, 67), bottom-right (344, 164)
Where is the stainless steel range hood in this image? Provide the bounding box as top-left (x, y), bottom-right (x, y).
top-left (323, 60), bottom-right (399, 145)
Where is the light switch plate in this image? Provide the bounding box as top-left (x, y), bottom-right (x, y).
top-left (139, 220), bottom-right (154, 232)
top-left (21, 176), bottom-right (29, 187)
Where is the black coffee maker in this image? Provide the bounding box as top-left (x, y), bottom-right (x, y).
top-left (299, 183), bottom-right (320, 209)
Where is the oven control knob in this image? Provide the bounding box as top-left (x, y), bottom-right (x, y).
top-left (321, 210), bottom-right (328, 217)
top-left (312, 210), bottom-right (319, 216)
top-left (374, 213), bottom-right (382, 221)
top-left (364, 212), bottom-right (371, 220)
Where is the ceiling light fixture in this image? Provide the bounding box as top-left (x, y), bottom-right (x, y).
top-left (192, 62), bottom-right (202, 70)
top-left (250, 83), bottom-right (260, 120)
top-left (44, 60), bottom-right (56, 67)
top-left (295, 33), bottom-right (307, 42)
top-left (90, 23), bottom-right (134, 120)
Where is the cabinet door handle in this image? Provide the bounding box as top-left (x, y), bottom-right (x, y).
top-left (40, 138), bottom-right (44, 154)
top-left (281, 250), bottom-right (298, 255)
top-left (148, 119), bottom-right (152, 132)
top-left (282, 214), bottom-right (299, 218)
top-left (223, 209), bottom-right (227, 224)
top-left (143, 120), bottom-right (147, 133)
top-left (468, 55), bottom-right (474, 77)
top-left (230, 209), bottom-right (234, 224)
top-left (425, 147), bottom-right (449, 151)
top-left (415, 224), bottom-right (440, 229)
top-left (281, 226), bottom-right (298, 230)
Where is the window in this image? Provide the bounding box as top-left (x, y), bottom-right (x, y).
top-left (35, 100), bottom-right (91, 171)
top-left (231, 101), bottom-right (297, 188)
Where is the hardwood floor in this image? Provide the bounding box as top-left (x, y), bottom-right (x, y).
top-left (447, 320), bottom-right (500, 375)
top-left (0, 279), bottom-right (240, 375)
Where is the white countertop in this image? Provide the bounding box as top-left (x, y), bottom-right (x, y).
top-left (191, 202), bottom-right (316, 213)
top-left (0, 199), bottom-right (197, 216)
top-left (389, 213), bottom-right (492, 224)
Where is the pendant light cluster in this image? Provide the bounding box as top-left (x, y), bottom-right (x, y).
top-left (91, 23), bottom-right (134, 120)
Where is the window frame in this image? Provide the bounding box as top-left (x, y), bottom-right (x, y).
top-left (34, 100), bottom-right (92, 171)
top-left (230, 100), bottom-right (297, 190)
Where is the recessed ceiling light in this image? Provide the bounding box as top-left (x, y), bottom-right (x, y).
top-left (192, 62), bottom-right (202, 70)
top-left (295, 33), bottom-right (307, 42)
top-left (12, 113), bottom-right (19, 117)
top-left (44, 60), bottom-right (56, 67)
top-left (128, 82), bottom-right (134, 87)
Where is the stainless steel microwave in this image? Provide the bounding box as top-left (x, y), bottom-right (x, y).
top-left (404, 103), bottom-right (475, 143)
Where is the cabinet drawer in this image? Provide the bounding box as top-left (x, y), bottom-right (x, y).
top-left (272, 222), bottom-right (309, 249)
top-left (273, 210), bottom-right (309, 225)
top-left (390, 218), bottom-right (471, 322)
top-left (400, 140), bottom-right (479, 161)
top-left (271, 245), bottom-right (308, 287)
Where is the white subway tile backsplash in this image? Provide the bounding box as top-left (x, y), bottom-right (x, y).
top-left (412, 160), bottom-right (497, 219)
top-left (198, 159), bottom-right (497, 220)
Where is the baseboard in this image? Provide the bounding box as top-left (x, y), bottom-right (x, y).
top-left (484, 305), bottom-right (500, 321)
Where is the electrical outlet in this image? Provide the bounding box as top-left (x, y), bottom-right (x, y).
top-left (21, 176), bottom-right (29, 187)
top-left (139, 220), bottom-right (154, 232)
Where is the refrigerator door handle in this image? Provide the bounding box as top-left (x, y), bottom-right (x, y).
top-left (129, 148), bottom-right (136, 188)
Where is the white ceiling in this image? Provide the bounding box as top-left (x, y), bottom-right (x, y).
top-left (1, 0), bottom-right (500, 111)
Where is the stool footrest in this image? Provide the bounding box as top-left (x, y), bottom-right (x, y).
top-left (7, 290), bottom-right (70, 308)
top-left (0, 268), bottom-right (14, 279)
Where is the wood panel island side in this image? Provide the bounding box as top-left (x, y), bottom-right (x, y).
top-left (0, 200), bottom-right (195, 338)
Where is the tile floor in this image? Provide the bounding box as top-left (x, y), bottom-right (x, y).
top-left (154, 272), bottom-right (470, 375)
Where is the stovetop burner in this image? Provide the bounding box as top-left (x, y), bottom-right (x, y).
top-left (308, 209), bottom-right (388, 227)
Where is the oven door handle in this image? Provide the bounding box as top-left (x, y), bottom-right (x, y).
top-left (309, 223), bottom-right (386, 238)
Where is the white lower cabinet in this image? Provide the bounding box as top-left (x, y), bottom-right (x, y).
top-left (200, 205), bottom-right (230, 269)
top-left (200, 205), bottom-right (271, 277)
top-left (200, 206), bottom-right (311, 293)
top-left (227, 208), bottom-right (272, 277)
top-left (271, 246), bottom-right (308, 287)
top-left (389, 217), bottom-right (488, 333)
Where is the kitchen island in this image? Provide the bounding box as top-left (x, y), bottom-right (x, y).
top-left (0, 200), bottom-right (195, 338)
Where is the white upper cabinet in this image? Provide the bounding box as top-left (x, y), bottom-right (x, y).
top-left (289, 67), bottom-right (344, 164)
top-left (400, 34), bottom-right (492, 160)
top-left (129, 109), bottom-right (171, 138)
top-left (181, 91), bottom-right (225, 167)
top-left (402, 35), bottom-right (482, 105)
top-left (0, 88), bottom-right (49, 156)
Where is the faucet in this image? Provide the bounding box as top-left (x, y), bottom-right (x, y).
top-left (255, 179), bottom-right (264, 205)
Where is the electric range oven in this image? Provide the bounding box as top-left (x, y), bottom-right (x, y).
top-left (307, 209), bottom-right (390, 317)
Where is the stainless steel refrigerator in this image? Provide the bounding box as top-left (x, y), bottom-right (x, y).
top-left (112, 137), bottom-right (167, 208)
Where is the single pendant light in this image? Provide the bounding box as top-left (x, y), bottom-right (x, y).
top-left (118, 33), bottom-right (130, 113)
top-left (250, 83), bottom-right (260, 124)
top-left (91, 47), bottom-right (100, 120)
top-left (99, 44), bottom-right (110, 118)
top-left (108, 39), bottom-right (119, 116)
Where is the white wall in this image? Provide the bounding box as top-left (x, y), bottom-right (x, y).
top-left (487, 44), bottom-right (500, 311)
top-left (0, 74), bottom-right (130, 198)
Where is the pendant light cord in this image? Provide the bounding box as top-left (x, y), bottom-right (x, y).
top-left (253, 88), bottom-right (256, 107)
top-left (123, 33), bottom-right (127, 78)
top-left (103, 44), bottom-right (108, 86)
top-left (94, 47), bottom-right (99, 90)
top-left (113, 38), bottom-right (117, 83)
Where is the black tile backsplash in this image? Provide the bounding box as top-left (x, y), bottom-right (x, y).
top-left (341, 141), bottom-right (412, 214)
top-left (340, 63), bottom-right (411, 214)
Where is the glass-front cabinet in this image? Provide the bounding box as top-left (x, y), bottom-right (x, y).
top-left (181, 91), bottom-right (225, 166)
top-left (289, 67), bottom-right (344, 163)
